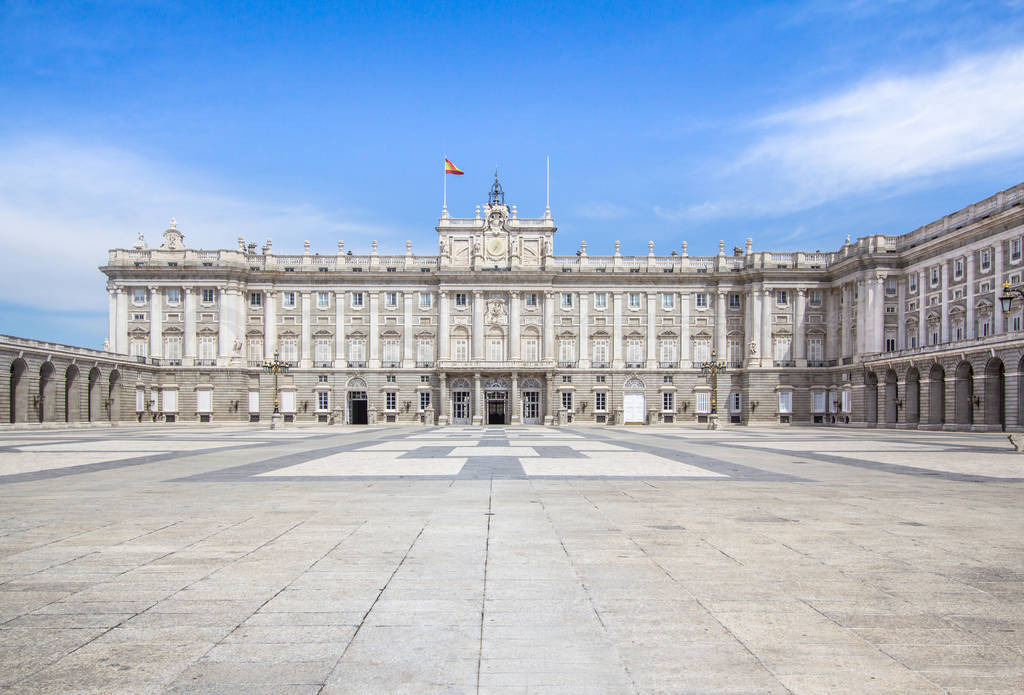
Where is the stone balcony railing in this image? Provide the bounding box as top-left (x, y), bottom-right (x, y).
top-left (861, 333), bottom-right (1024, 364)
top-left (437, 359), bottom-right (557, 371)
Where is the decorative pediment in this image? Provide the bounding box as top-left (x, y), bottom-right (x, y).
top-left (414, 330), bottom-right (435, 339)
top-left (244, 328), bottom-right (263, 337)
top-left (313, 329), bottom-right (333, 337)
top-left (657, 330), bottom-right (678, 338)
top-left (557, 330), bottom-right (577, 339)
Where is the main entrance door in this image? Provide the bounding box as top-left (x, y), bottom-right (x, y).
top-left (522, 390), bottom-right (540, 424)
top-left (348, 391), bottom-right (368, 424)
top-left (623, 393), bottom-right (645, 424)
top-left (452, 390), bottom-right (470, 424)
top-left (486, 390), bottom-right (507, 425)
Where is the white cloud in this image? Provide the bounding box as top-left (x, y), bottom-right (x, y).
top-left (0, 138), bottom-right (399, 312)
top-left (675, 46), bottom-right (1024, 219)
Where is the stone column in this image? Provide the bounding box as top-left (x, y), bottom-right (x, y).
top-left (217, 286), bottom-right (231, 362)
top-left (472, 291), bottom-right (484, 360)
top-left (544, 371), bottom-right (555, 425)
top-left (115, 288), bottom-right (128, 354)
top-left (403, 292), bottom-right (414, 367)
top-left (993, 243), bottom-right (1004, 334)
top-left (679, 291), bottom-right (691, 368)
top-left (839, 285), bottom-right (849, 358)
top-left (918, 270), bottom-right (927, 347)
top-left (369, 292), bottom-right (380, 368)
top-left (543, 291), bottom-right (555, 361)
top-left (897, 278), bottom-right (906, 348)
top-left (300, 291), bottom-right (312, 368)
top-left (646, 293), bottom-right (657, 368)
top-left (612, 292), bottom-right (623, 368)
top-left (149, 286), bottom-right (163, 358)
top-left (473, 373), bottom-right (483, 426)
top-left (940, 265), bottom-right (949, 343)
top-left (578, 292), bottom-right (589, 368)
top-left (264, 291), bottom-right (277, 360)
top-left (511, 373), bottom-right (520, 424)
top-left (794, 288), bottom-right (806, 366)
top-left (873, 274), bottom-right (885, 352)
top-left (745, 289), bottom-right (757, 367)
top-left (966, 259), bottom-right (975, 339)
top-left (438, 291), bottom-right (450, 360)
top-left (334, 291), bottom-right (346, 367)
top-left (760, 287), bottom-right (771, 367)
top-left (183, 287), bottom-right (196, 363)
top-left (107, 288), bottom-right (117, 352)
top-left (438, 373), bottom-right (448, 425)
top-left (714, 289), bottom-right (726, 359)
top-left (509, 291), bottom-right (521, 360)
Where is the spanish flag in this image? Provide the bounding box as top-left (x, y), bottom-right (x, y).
top-left (444, 158), bottom-right (464, 175)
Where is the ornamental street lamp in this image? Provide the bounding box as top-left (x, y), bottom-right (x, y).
top-left (262, 350), bottom-right (290, 416)
top-left (999, 282), bottom-right (1024, 314)
top-left (700, 349), bottom-right (728, 427)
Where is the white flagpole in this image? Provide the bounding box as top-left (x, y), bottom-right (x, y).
top-left (545, 155), bottom-right (551, 218)
top-left (443, 155), bottom-right (447, 213)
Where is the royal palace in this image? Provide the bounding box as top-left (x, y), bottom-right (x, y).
top-left (6, 176), bottom-right (1024, 430)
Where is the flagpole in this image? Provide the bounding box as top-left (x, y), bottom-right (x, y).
top-left (443, 154), bottom-right (447, 214)
top-left (545, 155), bottom-right (551, 218)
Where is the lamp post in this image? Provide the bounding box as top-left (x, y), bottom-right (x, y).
top-left (699, 349), bottom-right (728, 429)
top-left (263, 350), bottom-right (290, 428)
top-left (999, 282), bottom-right (1024, 315)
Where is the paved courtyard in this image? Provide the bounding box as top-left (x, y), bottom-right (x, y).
top-left (0, 424), bottom-right (1022, 694)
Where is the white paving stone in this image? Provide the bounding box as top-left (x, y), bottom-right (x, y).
top-left (838, 450), bottom-right (1024, 478)
top-left (258, 451), bottom-right (467, 476)
top-left (0, 451), bottom-right (165, 475)
top-left (17, 440), bottom-right (243, 452)
top-left (448, 446), bottom-right (540, 457)
top-left (522, 451), bottom-right (727, 476)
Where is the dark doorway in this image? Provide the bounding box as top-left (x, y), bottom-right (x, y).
top-left (348, 391), bottom-right (368, 425)
top-left (486, 391), bottom-right (506, 425)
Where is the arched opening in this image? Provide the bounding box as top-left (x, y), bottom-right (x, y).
top-left (108, 370), bottom-right (121, 422)
top-left (449, 378), bottom-right (471, 425)
top-left (38, 362), bottom-right (56, 423)
top-left (905, 368), bottom-right (920, 425)
top-left (624, 377), bottom-right (646, 424)
top-left (520, 377), bottom-right (543, 424)
top-left (87, 368), bottom-right (102, 422)
top-left (65, 365), bottom-right (81, 423)
top-left (984, 357), bottom-right (1005, 431)
top-left (884, 369), bottom-right (898, 426)
top-left (954, 361), bottom-right (974, 429)
top-left (9, 358), bottom-right (28, 424)
top-left (864, 372), bottom-right (878, 425)
top-left (928, 363), bottom-right (945, 425)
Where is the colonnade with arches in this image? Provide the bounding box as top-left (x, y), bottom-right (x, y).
top-left (4, 349), bottom-right (127, 425)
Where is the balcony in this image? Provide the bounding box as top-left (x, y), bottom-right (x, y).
top-left (659, 361), bottom-right (678, 369)
top-left (166, 359), bottom-right (182, 366)
top-left (437, 359), bottom-right (556, 370)
top-left (416, 361), bottom-right (435, 368)
top-left (591, 361), bottom-right (610, 368)
top-left (558, 360), bottom-right (577, 369)
top-left (774, 360), bottom-right (795, 367)
top-left (196, 359), bottom-right (216, 366)
top-left (382, 361), bottom-right (400, 368)
top-left (313, 361), bottom-right (332, 368)
top-left (807, 359), bottom-right (837, 367)
top-left (625, 361), bottom-right (644, 369)
top-left (247, 360), bottom-right (263, 367)
top-left (348, 361), bottom-right (367, 368)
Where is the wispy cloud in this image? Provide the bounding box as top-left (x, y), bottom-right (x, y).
top-left (0, 138), bottom-right (398, 314)
top-left (667, 46), bottom-right (1024, 220)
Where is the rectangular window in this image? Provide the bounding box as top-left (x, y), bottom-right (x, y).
top-left (909, 275), bottom-right (918, 292)
top-left (561, 293), bottom-right (573, 309)
top-left (662, 392), bottom-right (674, 412)
top-left (730, 392), bottom-right (742, 413)
top-left (351, 292), bottom-right (364, 308)
top-left (1013, 239), bottom-right (1022, 262)
top-left (807, 337), bottom-right (823, 362)
top-left (727, 338), bottom-right (742, 367)
top-left (488, 337), bottom-right (505, 361)
top-left (416, 339), bottom-right (433, 364)
top-left (812, 391), bottom-right (826, 413)
top-left (317, 292), bottom-right (330, 308)
top-left (774, 336), bottom-right (791, 363)
top-left (593, 292), bottom-right (607, 309)
top-left (135, 388), bottom-right (145, 413)
top-left (165, 336), bottom-right (182, 361)
top-left (455, 292), bottom-right (468, 307)
top-left (385, 292), bottom-right (398, 308)
top-left (317, 391), bottom-right (329, 411)
top-left (953, 259), bottom-right (964, 280)
top-left (133, 288), bottom-right (147, 304)
top-left (729, 293), bottom-right (741, 308)
top-left (385, 392), bottom-right (396, 410)
top-left (885, 337), bottom-right (896, 352)
top-left (283, 292), bottom-right (296, 308)
top-left (910, 334), bottom-right (918, 348)
top-left (558, 339), bottom-right (575, 364)
top-left (662, 293), bottom-right (674, 309)
top-left (202, 288), bottom-right (215, 304)
top-left (382, 339), bottom-right (400, 365)
top-left (419, 391), bottom-right (431, 410)
top-left (778, 391), bottom-right (792, 414)
top-left (347, 339), bottom-right (366, 363)
top-left (930, 267), bottom-right (939, 286)
top-left (279, 338), bottom-right (298, 363)
top-left (693, 339), bottom-right (710, 363)
top-left (808, 290), bottom-right (822, 307)
top-left (595, 375), bottom-right (606, 383)
top-left (626, 338), bottom-right (644, 364)
top-left (132, 312), bottom-right (146, 321)
top-left (841, 389), bottom-right (851, 413)
top-left (164, 390), bottom-right (179, 413)
top-left (592, 339), bottom-right (608, 364)
top-left (314, 338), bottom-right (332, 364)
top-left (197, 389), bottom-right (212, 413)
top-left (561, 391), bottom-right (573, 411)
top-left (628, 293), bottom-right (641, 309)
top-left (524, 292), bottom-right (538, 307)
top-left (595, 392), bottom-right (607, 411)
top-left (981, 249), bottom-right (991, 270)
top-left (249, 292), bottom-right (262, 307)
top-left (419, 292), bottom-right (431, 309)
top-left (198, 336), bottom-right (216, 361)
top-left (247, 338), bottom-right (262, 364)
top-left (1014, 315), bottom-right (1022, 332)
top-left (659, 340), bottom-right (676, 364)
top-left (454, 338), bottom-right (469, 361)
top-left (522, 337), bottom-right (538, 361)
top-left (695, 391), bottom-right (710, 413)
top-left (885, 277), bottom-right (897, 295)
top-left (695, 293), bottom-right (708, 309)
top-left (775, 290), bottom-right (789, 307)
top-left (281, 390), bottom-right (296, 413)
top-left (166, 288), bottom-right (181, 305)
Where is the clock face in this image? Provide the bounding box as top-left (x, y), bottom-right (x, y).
top-left (487, 237), bottom-right (506, 256)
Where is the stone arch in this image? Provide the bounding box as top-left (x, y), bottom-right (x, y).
top-left (108, 369), bottom-right (121, 421)
top-left (884, 369), bottom-right (898, 426)
top-left (9, 358), bottom-right (28, 424)
top-left (65, 364), bottom-right (81, 423)
top-left (521, 377), bottom-right (542, 389)
top-left (39, 361), bottom-right (56, 423)
top-left (984, 357), bottom-right (1005, 431)
top-left (905, 367), bottom-right (920, 425)
top-left (88, 367), bottom-right (102, 422)
top-left (624, 377), bottom-right (645, 390)
top-left (864, 371), bottom-right (878, 425)
top-left (346, 377), bottom-right (367, 389)
top-left (928, 363), bottom-right (945, 425)
top-left (450, 378), bottom-right (471, 390)
top-left (954, 361), bottom-right (974, 428)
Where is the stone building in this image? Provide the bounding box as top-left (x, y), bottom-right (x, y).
top-left (5, 176), bottom-right (1024, 430)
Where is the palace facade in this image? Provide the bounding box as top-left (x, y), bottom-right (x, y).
top-left (5, 177), bottom-right (1024, 429)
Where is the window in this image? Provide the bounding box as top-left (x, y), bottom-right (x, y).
top-left (416, 339), bottom-right (433, 364)
top-left (626, 338), bottom-right (644, 364)
top-left (659, 339), bottom-right (676, 364)
top-left (909, 275), bottom-right (918, 292)
top-left (279, 337), bottom-right (298, 363)
top-left (885, 305), bottom-right (896, 313)
top-left (165, 336), bottom-right (182, 361)
top-left (808, 290), bottom-right (822, 307)
top-left (930, 329), bottom-right (940, 345)
top-left (775, 290), bottom-right (789, 307)
top-left (558, 339), bottom-right (575, 364)
top-left (524, 292), bottom-right (538, 307)
top-left (1014, 315), bottom-right (1022, 332)
top-left (727, 338), bottom-right (743, 367)
top-left (1013, 239), bottom-right (1022, 262)
top-left (385, 292), bottom-right (398, 308)
top-left (885, 277), bottom-right (897, 295)
top-left (198, 336), bottom-right (217, 361)
top-left (382, 339), bottom-right (400, 365)
top-left (318, 374), bottom-right (328, 383)
top-left (729, 293), bottom-right (741, 308)
top-left (351, 292), bottom-right (364, 308)
top-left (249, 292), bottom-right (262, 307)
top-left (197, 389), bottom-right (212, 414)
top-left (695, 391), bottom-right (710, 414)
top-left (314, 338), bottom-right (331, 364)
top-left (592, 339), bottom-right (609, 364)
top-left (885, 337), bottom-right (896, 352)
top-left (593, 293), bottom-right (607, 309)
top-left (812, 391), bottom-right (826, 413)
top-left (419, 391), bottom-right (431, 410)
top-left (385, 392), bottom-right (397, 410)
top-left (347, 339), bottom-right (366, 363)
top-left (692, 338), bottom-right (710, 363)
top-left (953, 259), bottom-right (964, 280)
top-left (419, 292), bottom-right (431, 309)
top-left (455, 292), bottom-right (468, 307)
top-left (420, 375), bottom-right (430, 383)
top-left (454, 338), bottom-right (469, 361)
top-left (317, 292), bottom-right (330, 308)
top-left (981, 249), bottom-right (991, 270)
top-left (132, 312), bottom-right (146, 321)
top-left (595, 392), bottom-right (607, 411)
top-left (247, 338), bottom-right (262, 363)
top-left (807, 337), bottom-right (823, 362)
top-left (695, 293), bottom-right (708, 309)
top-left (561, 293), bottom-right (573, 309)
top-left (730, 392), bottom-right (742, 413)
top-left (773, 336), bottom-right (792, 363)
top-left (166, 288), bottom-right (181, 305)
top-left (662, 293), bottom-right (674, 309)
top-left (561, 391), bottom-right (573, 411)
top-left (663, 375), bottom-right (673, 383)
top-left (522, 337), bottom-right (538, 361)
top-left (841, 389), bottom-right (851, 413)
top-left (561, 375), bottom-right (572, 383)
top-left (930, 267), bottom-right (939, 286)
top-left (130, 339), bottom-right (147, 358)
top-left (133, 288), bottom-right (147, 305)
top-left (595, 375), bottom-right (606, 383)
top-left (283, 292), bottom-right (296, 308)
top-left (777, 391), bottom-right (792, 414)
top-left (488, 337), bottom-right (505, 361)
top-left (909, 334), bottom-right (918, 348)
top-left (317, 391), bottom-right (329, 411)
top-left (981, 320), bottom-right (992, 337)
top-left (202, 288), bottom-right (215, 304)
top-left (386, 374), bottom-right (396, 383)
top-left (662, 392), bottom-right (674, 412)
top-left (628, 293), bottom-right (641, 309)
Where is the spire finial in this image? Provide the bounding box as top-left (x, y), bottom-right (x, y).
top-left (169, 218), bottom-right (177, 229)
top-left (488, 168), bottom-right (505, 206)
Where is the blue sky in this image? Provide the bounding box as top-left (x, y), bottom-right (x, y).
top-left (3, 1), bottom-right (1024, 348)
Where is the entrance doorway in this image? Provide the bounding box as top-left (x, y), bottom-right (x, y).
top-left (452, 390), bottom-right (471, 424)
top-left (348, 391), bottom-right (368, 424)
top-left (522, 390), bottom-right (540, 424)
top-left (486, 390), bottom-right (507, 425)
top-left (624, 392), bottom-right (645, 424)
